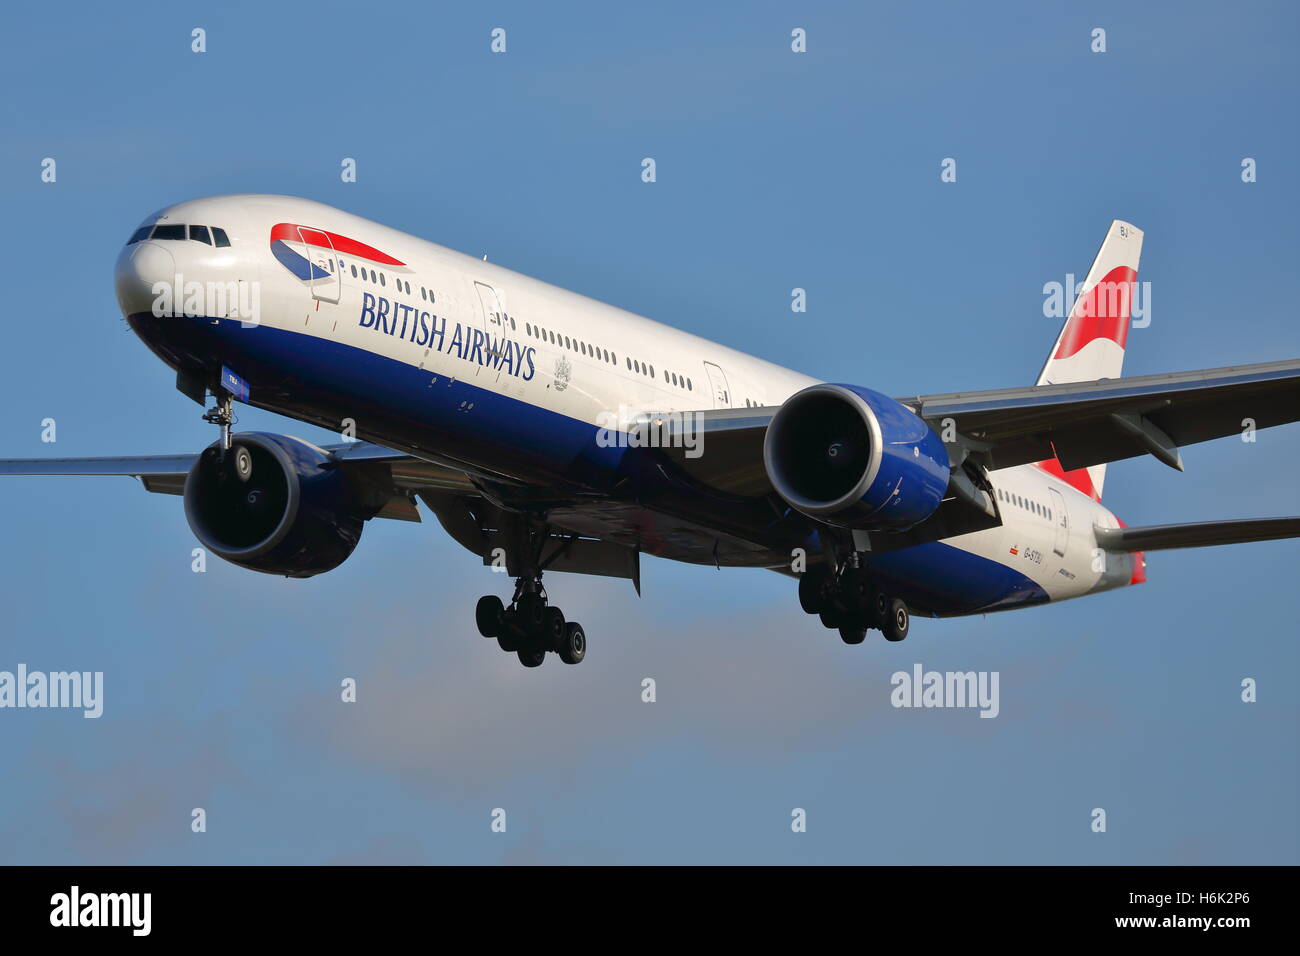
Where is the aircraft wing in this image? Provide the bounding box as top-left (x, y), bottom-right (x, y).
top-left (903, 358), bottom-right (1300, 473)
top-left (1095, 516), bottom-right (1300, 552)
top-left (0, 441), bottom-right (478, 523)
top-left (659, 358), bottom-right (1300, 495)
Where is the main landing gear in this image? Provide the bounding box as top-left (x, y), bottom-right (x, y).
top-left (475, 575), bottom-right (587, 667)
top-left (798, 563), bottom-right (911, 644)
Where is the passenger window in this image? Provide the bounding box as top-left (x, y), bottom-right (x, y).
top-left (350, 265), bottom-right (357, 278)
top-left (127, 226), bottom-right (153, 244)
top-left (379, 274), bottom-right (386, 286)
top-left (152, 224), bottom-right (186, 240)
top-left (211, 227), bottom-right (231, 247)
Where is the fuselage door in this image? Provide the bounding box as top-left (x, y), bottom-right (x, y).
top-left (1048, 486), bottom-right (1069, 558)
top-left (475, 281), bottom-right (505, 332)
top-left (703, 361), bottom-right (731, 409)
top-left (297, 227), bottom-right (340, 304)
top-left (474, 281), bottom-right (509, 374)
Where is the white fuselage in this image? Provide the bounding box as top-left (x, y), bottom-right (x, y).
top-left (114, 194), bottom-right (1140, 613)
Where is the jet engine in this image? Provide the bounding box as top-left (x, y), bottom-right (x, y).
top-left (762, 383), bottom-right (951, 530)
top-left (183, 432), bottom-right (371, 577)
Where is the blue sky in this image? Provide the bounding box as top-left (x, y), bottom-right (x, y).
top-left (0, 0), bottom-right (1296, 864)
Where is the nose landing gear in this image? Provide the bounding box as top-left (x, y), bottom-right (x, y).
top-left (475, 576), bottom-right (587, 667)
top-left (202, 390), bottom-right (235, 453)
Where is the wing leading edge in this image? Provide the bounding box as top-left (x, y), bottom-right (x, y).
top-left (903, 358), bottom-right (1300, 474)
top-left (655, 358), bottom-right (1300, 498)
top-left (0, 442), bottom-right (481, 523)
top-left (1095, 516), bottom-right (1300, 552)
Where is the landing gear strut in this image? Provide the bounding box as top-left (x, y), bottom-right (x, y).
top-left (475, 574), bottom-right (587, 667)
top-left (202, 390), bottom-right (235, 453)
top-left (199, 388), bottom-right (254, 483)
top-left (798, 557), bottom-right (912, 644)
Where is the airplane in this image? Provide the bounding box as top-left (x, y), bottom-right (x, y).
top-left (3, 196), bottom-right (1298, 667)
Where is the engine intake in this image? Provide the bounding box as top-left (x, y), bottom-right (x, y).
top-left (184, 432), bottom-right (368, 577)
top-left (763, 383), bottom-right (950, 530)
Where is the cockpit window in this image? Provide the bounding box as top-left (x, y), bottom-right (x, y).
top-left (131, 222), bottom-right (233, 246)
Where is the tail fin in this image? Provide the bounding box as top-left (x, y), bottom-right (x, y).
top-left (1034, 220), bottom-right (1144, 500)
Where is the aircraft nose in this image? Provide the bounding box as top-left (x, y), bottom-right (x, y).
top-left (115, 240), bottom-right (176, 318)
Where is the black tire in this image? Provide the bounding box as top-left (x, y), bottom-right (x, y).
top-left (838, 625), bottom-right (866, 645)
top-left (515, 593), bottom-right (545, 636)
top-left (496, 629), bottom-right (519, 653)
top-left (881, 598), bottom-right (910, 642)
top-left (818, 608), bottom-right (840, 630)
top-left (843, 568), bottom-right (873, 616)
top-left (517, 648), bottom-right (546, 668)
top-left (232, 445), bottom-right (254, 483)
top-left (798, 568), bottom-right (828, 614)
top-left (872, 590), bottom-right (890, 628)
top-left (475, 595), bottom-right (504, 638)
top-left (558, 621), bottom-right (586, 665)
top-left (541, 605), bottom-right (566, 650)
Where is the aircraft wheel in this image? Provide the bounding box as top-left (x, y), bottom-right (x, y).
top-left (541, 605), bottom-right (566, 650)
top-left (515, 593), bottom-right (545, 635)
top-left (517, 648), bottom-right (546, 668)
top-left (558, 621), bottom-right (587, 665)
top-left (838, 625), bottom-right (866, 645)
top-left (232, 444), bottom-right (254, 482)
top-left (818, 608), bottom-right (840, 630)
top-left (880, 598), bottom-right (910, 642)
top-left (475, 595), bottom-right (504, 638)
top-left (798, 567), bottom-right (829, 614)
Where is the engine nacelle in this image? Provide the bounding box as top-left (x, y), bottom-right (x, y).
top-left (763, 383), bottom-right (950, 530)
top-left (184, 432), bottom-right (367, 578)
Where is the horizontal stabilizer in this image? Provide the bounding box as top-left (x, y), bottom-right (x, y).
top-left (1095, 516), bottom-right (1300, 552)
